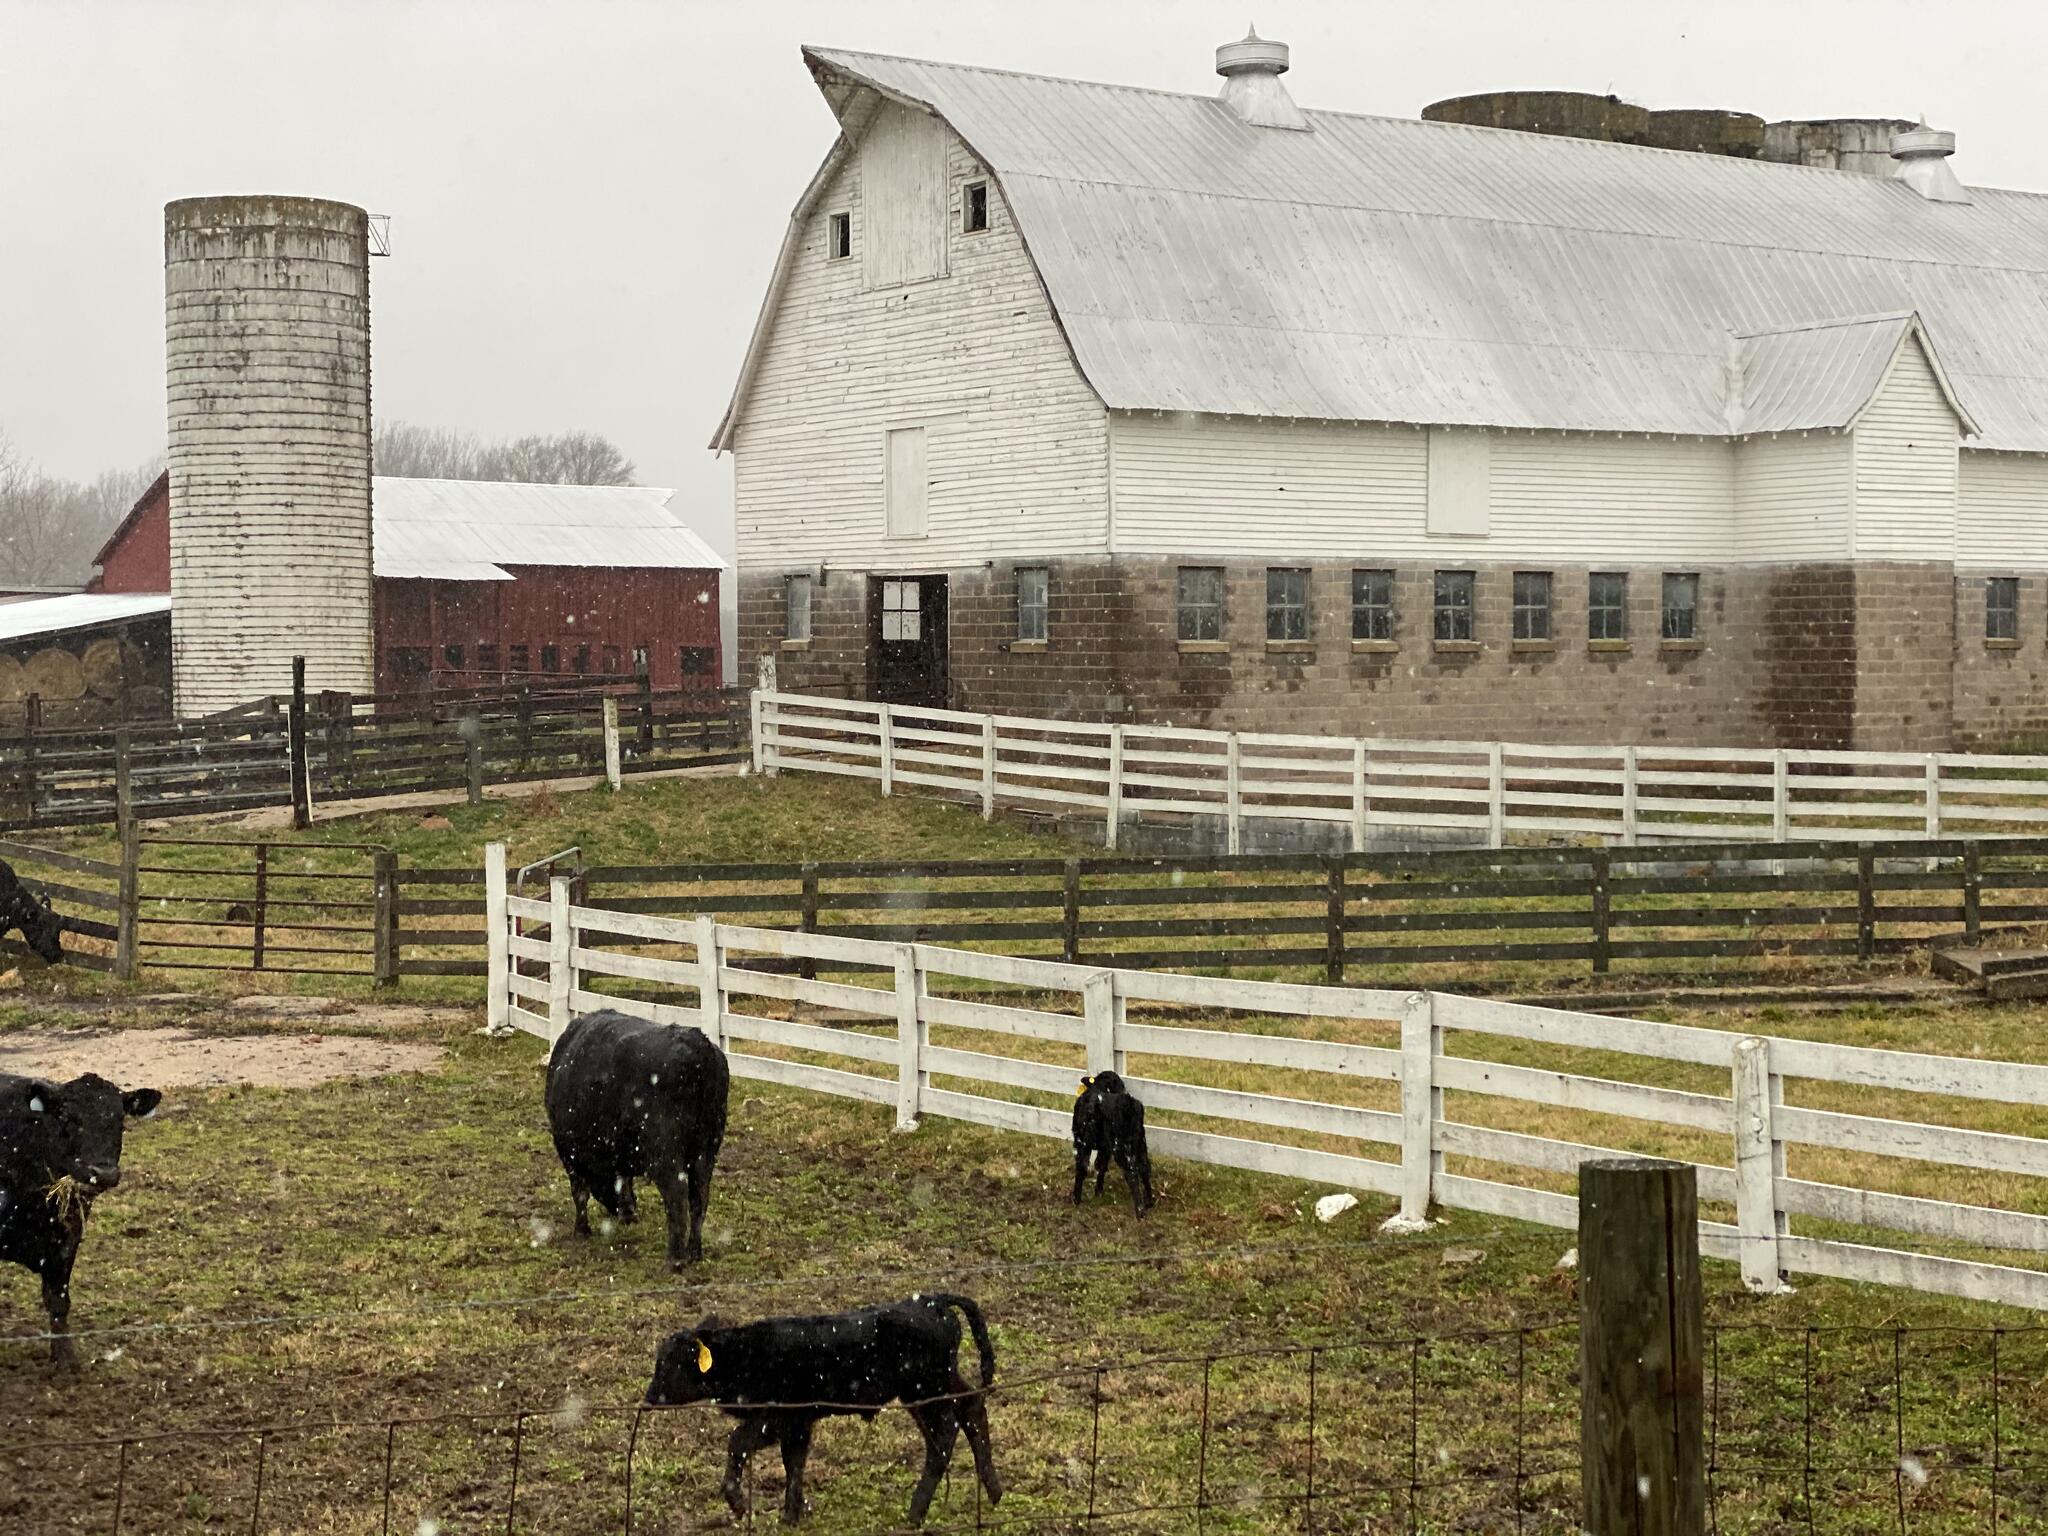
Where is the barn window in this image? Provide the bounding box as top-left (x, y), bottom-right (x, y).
top-left (573, 644), bottom-right (591, 675)
top-left (1433, 570), bottom-right (1475, 642)
top-left (1177, 567), bottom-right (1224, 643)
top-left (827, 211), bottom-right (851, 260)
top-left (477, 642), bottom-right (499, 676)
top-left (681, 646), bottom-right (714, 676)
top-left (442, 643), bottom-right (465, 671)
top-left (881, 579), bottom-right (920, 641)
top-left (786, 575), bottom-right (813, 641)
top-left (884, 426), bottom-right (929, 539)
top-left (1511, 571), bottom-right (1551, 642)
top-left (1988, 577), bottom-right (2020, 641)
top-left (1016, 566), bottom-right (1048, 642)
top-left (509, 643), bottom-right (530, 675)
top-left (1661, 573), bottom-right (1700, 642)
top-left (1588, 573), bottom-right (1628, 642)
top-left (540, 644), bottom-right (559, 674)
top-left (1265, 568), bottom-right (1310, 642)
top-left (602, 644), bottom-right (622, 675)
top-left (1351, 568), bottom-right (1394, 642)
top-left (962, 181), bottom-right (989, 234)
top-left (631, 645), bottom-right (649, 675)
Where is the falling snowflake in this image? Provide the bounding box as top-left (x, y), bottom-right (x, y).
top-left (555, 1392), bottom-right (587, 1428)
top-left (528, 1217), bottom-right (554, 1247)
top-left (416, 1520), bottom-right (441, 1536)
top-left (1900, 1456), bottom-right (1928, 1487)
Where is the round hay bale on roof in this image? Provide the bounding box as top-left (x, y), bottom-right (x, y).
top-left (19, 647), bottom-right (86, 702)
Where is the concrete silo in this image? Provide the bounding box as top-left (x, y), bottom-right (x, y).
top-left (164, 195), bottom-right (374, 714)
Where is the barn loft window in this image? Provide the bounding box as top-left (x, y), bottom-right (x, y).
top-left (1016, 566), bottom-right (1048, 643)
top-left (1265, 568), bottom-right (1310, 642)
top-left (573, 644), bottom-right (592, 675)
top-left (1588, 572), bottom-right (1628, 642)
top-left (1511, 571), bottom-right (1552, 642)
top-left (508, 643), bottom-right (530, 675)
top-left (1177, 566), bottom-right (1224, 643)
top-left (1351, 568), bottom-right (1394, 642)
top-left (477, 642), bottom-right (499, 676)
top-left (962, 181), bottom-right (989, 234)
top-left (602, 644), bottom-right (622, 675)
top-left (442, 643), bottom-right (465, 671)
top-left (827, 211), bottom-right (851, 260)
top-left (884, 426), bottom-right (929, 539)
top-left (1988, 576), bottom-right (2020, 641)
top-left (1433, 570), bottom-right (1475, 642)
top-left (786, 575), bottom-right (813, 641)
top-left (631, 645), bottom-right (649, 675)
top-left (1661, 573), bottom-right (1700, 642)
top-left (540, 644), bottom-right (560, 674)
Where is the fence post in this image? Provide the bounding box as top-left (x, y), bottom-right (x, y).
top-left (1350, 739), bottom-right (1368, 854)
top-left (1083, 971), bottom-right (1117, 1077)
top-left (1730, 1037), bottom-right (1786, 1294)
top-left (1062, 857), bottom-right (1082, 964)
top-left (20, 694), bottom-right (38, 827)
top-left (288, 657), bottom-right (311, 830)
top-left (893, 944), bottom-right (923, 1131)
top-left (982, 715), bottom-right (998, 821)
top-left (1324, 855), bottom-right (1346, 985)
top-left (1590, 847), bottom-right (1612, 976)
top-left (637, 669), bottom-right (654, 754)
top-left (879, 704), bottom-right (895, 797)
top-left (1771, 749), bottom-right (1790, 843)
top-left (372, 847), bottom-right (398, 988)
top-left (1225, 733), bottom-right (1243, 856)
top-left (464, 715), bottom-right (484, 806)
top-left (1104, 725), bottom-right (1123, 850)
top-left (1857, 845), bottom-right (1877, 962)
top-left (1963, 841), bottom-right (1982, 943)
top-left (1383, 992), bottom-right (1438, 1232)
top-left (1622, 746), bottom-right (1640, 845)
top-left (1578, 1158), bottom-right (1706, 1536)
top-left (252, 843), bottom-right (269, 971)
top-left (1925, 754), bottom-right (1941, 838)
top-left (484, 842), bottom-right (510, 1034)
top-left (602, 697), bottom-right (622, 791)
top-left (750, 690), bottom-right (765, 775)
top-left (694, 915), bottom-right (725, 1050)
top-left (798, 863), bottom-right (820, 981)
top-left (1486, 742), bottom-right (1506, 847)
top-left (547, 875), bottom-right (574, 1049)
top-left (115, 818), bottom-right (140, 983)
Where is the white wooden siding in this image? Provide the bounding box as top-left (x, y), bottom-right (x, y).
top-left (1959, 450), bottom-right (2048, 571)
top-left (1426, 429), bottom-right (1490, 536)
top-left (1852, 335), bottom-right (1961, 560)
top-left (885, 426), bottom-right (929, 538)
top-left (1732, 431), bottom-right (1851, 560)
top-left (859, 105), bottom-right (947, 291)
top-left (733, 108), bottom-right (1109, 569)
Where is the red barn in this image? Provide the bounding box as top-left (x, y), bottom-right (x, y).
top-left (92, 472), bottom-right (724, 698)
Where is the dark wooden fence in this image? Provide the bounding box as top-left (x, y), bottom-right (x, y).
top-left (394, 837), bottom-right (2043, 985)
top-left (0, 675), bottom-right (747, 830)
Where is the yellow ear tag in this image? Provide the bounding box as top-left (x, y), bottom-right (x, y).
top-left (697, 1341), bottom-right (714, 1373)
top-left (1076, 1079), bottom-right (1089, 1097)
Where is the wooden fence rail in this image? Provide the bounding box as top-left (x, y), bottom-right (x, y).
top-left (391, 837), bottom-right (2041, 983)
top-left (755, 689), bottom-right (2048, 850)
top-left (487, 845), bottom-right (2048, 1313)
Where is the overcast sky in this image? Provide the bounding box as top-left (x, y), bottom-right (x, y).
top-left (4, 0), bottom-right (2044, 558)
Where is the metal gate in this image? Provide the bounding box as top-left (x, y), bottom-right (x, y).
top-left (134, 836), bottom-right (392, 979)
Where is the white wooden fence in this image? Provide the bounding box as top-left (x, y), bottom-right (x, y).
top-left (486, 844), bottom-right (2048, 1312)
top-left (751, 690), bottom-right (2048, 851)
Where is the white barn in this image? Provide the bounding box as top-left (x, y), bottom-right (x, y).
top-left (716, 32), bottom-right (2048, 751)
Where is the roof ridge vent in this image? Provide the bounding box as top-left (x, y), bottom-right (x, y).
top-left (1890, 121), bottom-right (1970, 203)
top-left (1216, 26), bottom-right (1309, 131)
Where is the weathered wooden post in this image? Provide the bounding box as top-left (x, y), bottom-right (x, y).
top-left (251, 842), bottom-right (269, 971)
top-left (1061, 857), bottom-right (1082, 964)
top-left (1963, 841), bottom-right (1982, 944)
top-left (1856, 845), bottom-right (1877, 962)
top-left (892, 943), bottom-right (923, 1132)
top-left (1324, 854), bottom-right (1346, 985)
top-left (636, 667), bottom-right (654, 754)
top-left (1590, 847), bottom-right (1612, 976)
top-left (602, 697), bottom-right (622, 791)
top-left (798, 863), bottom-right (820, 982)
top-left (22, 693), bottom-right (41, 827)
top-left (1383, 991), bottom-right (1438, 1232)
top-left (1578, 1158), bottom-right (1706, 1536)
top-left (464, 713), bottom-right (485, 805)
top-left (547, 875), bottom-right (574, 1048)
top-left (288, 657), bottom-right (311, 830)
top-left (114, 727), bottom-right (137, 982)
top-left (372, 847), bottom-right (399, 988)
top-left (484, 842), bottom-right (510, 1033)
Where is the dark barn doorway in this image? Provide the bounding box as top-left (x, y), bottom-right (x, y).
top-left (870, 575), bottom-right (949, 709)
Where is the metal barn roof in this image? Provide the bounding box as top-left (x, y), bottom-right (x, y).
top-left (1733, 313), bottom-right (1977, 436)
top-left (721, 47), bottom-right (2048, 451)
top-left (370, 479), bottom-right (726, 582)
top-left (0, 592), bottom-right (171, 645)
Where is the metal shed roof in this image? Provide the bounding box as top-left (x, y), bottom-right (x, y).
top-left (370, 479), bottom-right (725, 581)
top-left (1733, 312), bottom-right (1978, 436)
top-left (0, 592), bottom-right (171, 645)
top-left (722, 47), bottom-right (2048, 450)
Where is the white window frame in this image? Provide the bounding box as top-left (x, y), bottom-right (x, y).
top-left (785, 574), bottom-right (813, 642)
top-left (1016, 566), bottom-right (1048, 642)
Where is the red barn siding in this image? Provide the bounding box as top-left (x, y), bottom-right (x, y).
top-left (91, 474), bottom-right (172, 593)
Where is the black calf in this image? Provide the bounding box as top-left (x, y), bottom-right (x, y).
top-left (646, 1292), bottom-right (1002, 1526)
top-left (0, 859), bottom-right (64, 965)
top-left (1072, 1070), bottom-right (1153, 1216)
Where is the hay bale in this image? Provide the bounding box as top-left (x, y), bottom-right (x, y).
top-left (81, 637), bottom-right (126, 697)
top-left (0, 653), bottom-right (21, 705)
top-left (18, 648), bottom-right (85, 702)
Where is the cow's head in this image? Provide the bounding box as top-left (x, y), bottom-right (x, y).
top-left (2, 880), bottom-right (65, 964)
top-left (646, 1315), bottom-right (726, 1406)
top-left (7, 1074), bottom-right (161, 1200)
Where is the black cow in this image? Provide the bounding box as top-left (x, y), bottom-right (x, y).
top-left (1, 1071), bottom-right (160, 1366)
top-left (1072, 1070), bottom-right (1153, 1216)
top-left (0, 859), bottom-right (64, 965)
top-left (543, 1010), bottom-right (728, 1269)
top-left (646, 1292), bottom-right (1002, 1527)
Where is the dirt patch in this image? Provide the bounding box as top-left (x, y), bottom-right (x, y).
top-left (0, 1027), bottom-right (443, 1089)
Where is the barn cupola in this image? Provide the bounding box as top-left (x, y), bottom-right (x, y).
top-left (1216, 26), bottom-right (1309, 131)
top-left (1890, 122), bottom-right (1970, 203)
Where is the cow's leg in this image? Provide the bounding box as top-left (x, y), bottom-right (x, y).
top-left (1093, 1148), bottom-right (1109, 1196)
top-left (657, 1167), bottom-right (695, 1270)
top-left (778, 1419), bottom-right (815, 1525)
top-left (616, 1175), bottom-right (639, 1224)
top-left (1113, 1144), bottom-right (1146, 1218)
top-left (905, 1400), bottom-right (961, 1527)
top-left (952, 1372), bottom-right (1003, 1506)
top-left (41, 1255), bottom-right (76, 1370)
top-left (1135, 1145), bottom-right (1155, 1215)
top-left (1071, 1143), bottom-right (1089, 1205)
top-left (686, 1149), bottom-right (716, 1262)
top-left (722, 1415), bottom-right (777, 1519)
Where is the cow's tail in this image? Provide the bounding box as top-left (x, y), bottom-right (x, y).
top-left (928, 1293), bottom-right (997, 1387)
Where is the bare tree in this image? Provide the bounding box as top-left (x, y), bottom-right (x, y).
top-left (374, 421), bottom-right (634, 485)
top-left (0, 428), bottom-right (162, 588)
